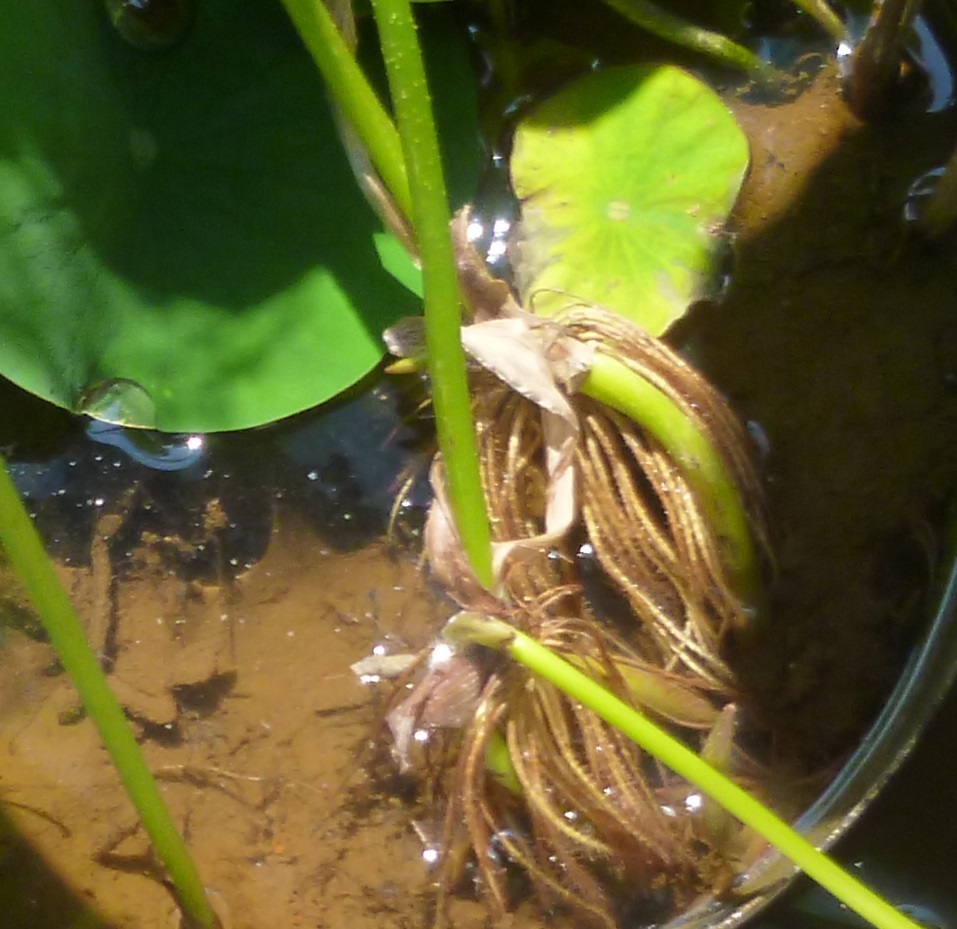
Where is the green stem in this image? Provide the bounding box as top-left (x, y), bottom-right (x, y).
top-left (790, 0), bottom-right (847, 40)
top-left (445, 612), bottom-right (924, 929)
top-left (582, 350), bottom-right (760, 607)
top-left (370, 0), bottom-right (494, 589)
top-left (0, 457), bottom-right (215, 929)
top-left (485, 728), bottom-right (523, 795)
top-left (279, 0), bottom-right (412, 221)
top-left (600, 0), bottom-right (774, 76)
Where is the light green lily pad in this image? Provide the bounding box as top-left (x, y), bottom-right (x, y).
top-left (0, 0), bottom-right (473, 432)
top-left (511, 65), bottom-right (749, 334)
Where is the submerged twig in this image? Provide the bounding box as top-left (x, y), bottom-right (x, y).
top-left (848, 0), bottom-right (923, 119)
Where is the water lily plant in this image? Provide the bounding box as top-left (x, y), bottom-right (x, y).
top-left (276, 3), bottom-right (930, 929)
top-left (0, 1), bottom-right (939, 929)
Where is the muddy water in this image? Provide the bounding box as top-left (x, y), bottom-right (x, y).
top-left (2, 57), bottom-right (957, 929)
top-left (698, 68), bottom-right (957, 765)
top-left (697, 65), bottom-right (957, 929)
top-left (0, 532), bottom-right (441, 929)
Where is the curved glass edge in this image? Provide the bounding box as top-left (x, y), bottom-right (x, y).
top-left (660, 534), bottom-right (957, 929)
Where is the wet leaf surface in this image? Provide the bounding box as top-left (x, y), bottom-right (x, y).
top-left (511, 64), bottom-right (749, 333)
top-left (0, 0), bottom-right (474, 431)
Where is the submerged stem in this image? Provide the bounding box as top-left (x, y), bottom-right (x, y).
top-left (370, 0), bottom-right (494, 589)
top-left (0, 457), bottom-right (216, 929)
top-left (485, 728), bottom-right (523, 795)
top-left (790, 0), bottom-right (846, 41)
top-left (581, 350), bottom-right (760, 608)
top-left (445, 612), bottom-right (926, 929)
top-left (600, 0), bottom-right (773, 76)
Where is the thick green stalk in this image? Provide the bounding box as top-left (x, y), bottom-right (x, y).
top-left (582, 350), bottom-right (760, 607)
top-left (370, 0), bottom-right (494, 589)
top-left (0, 457), bottom-right (215, 929)
top-left (279, 0), bottom-right (412, 221)
top-left (445, 612), bottom-right (925, 929)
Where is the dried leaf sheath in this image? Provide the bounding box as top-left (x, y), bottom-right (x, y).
top-left (473, 373), bottom-right (579, 609)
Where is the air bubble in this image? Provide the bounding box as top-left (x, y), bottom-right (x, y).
top-left (904, 167), bottom-right (946, 225)
top-left (104, 0), bottom-right (196, 52)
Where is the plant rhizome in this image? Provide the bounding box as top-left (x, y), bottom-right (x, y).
top-left (381, 211), bottom-right (774, 928)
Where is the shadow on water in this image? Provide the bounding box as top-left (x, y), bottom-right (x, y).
top-left (0, 367), bottom-right (430, 567)
top-left (0, 806), bottom-right (109, 929)
top-left (675, 66), bottom-right (957, 766)
top-left (658, 59), bottom-right (957, 928)
top-left (752, 677), bottom-right (957, 929)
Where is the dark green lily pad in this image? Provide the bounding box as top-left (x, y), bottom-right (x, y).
top-left (510, 65), bottom-right (749, 334)
top-left (0, 0), bottom-right (472, 432)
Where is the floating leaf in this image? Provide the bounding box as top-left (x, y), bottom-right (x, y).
top-left (511, 65), bottom-right (749, 334)
top-left (0, 0), bottom-right (474, 432)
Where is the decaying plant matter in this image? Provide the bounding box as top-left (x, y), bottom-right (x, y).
top-left (427, 610), bottom-right (753, 929)
top-left (382, 211), bottom-right (773, 927)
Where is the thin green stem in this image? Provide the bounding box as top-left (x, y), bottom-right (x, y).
top-left (370, 0), bottom-right (494, 589)
top-left (445, 612), bottom-right (925, 929)
top-left (279, 0), bottom-right (412, 221)
top-left (600, 0), bottom-right (774, 76)
top-left (791, 0), bottom-right (847, 40)
top-left (582, 350), bottom-right (760, 607)
top-left (0, 456), bottom-right (215, 929)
